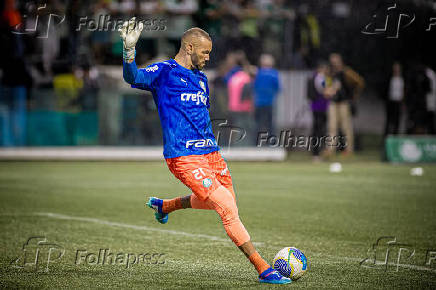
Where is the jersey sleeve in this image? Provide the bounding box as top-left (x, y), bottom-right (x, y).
top-left (204, 75), bottom-right (211, 109)
top-left (123, 61), bottom-right (166, 91)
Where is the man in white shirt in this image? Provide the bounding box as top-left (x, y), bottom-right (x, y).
top-left (385, 62), bottom-right (404, 135)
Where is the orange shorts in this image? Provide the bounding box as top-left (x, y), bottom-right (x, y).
top-left (166, 151), bottom-right (234, 201)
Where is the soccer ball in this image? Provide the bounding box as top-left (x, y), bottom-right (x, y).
top-left (272, 247), bottom-right (308, 280)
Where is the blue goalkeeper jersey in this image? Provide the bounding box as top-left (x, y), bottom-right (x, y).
top-left (123, 59), bottom-right (219, 158)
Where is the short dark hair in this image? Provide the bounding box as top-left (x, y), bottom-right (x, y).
top-left (181, 27), bottom-right (211, 45)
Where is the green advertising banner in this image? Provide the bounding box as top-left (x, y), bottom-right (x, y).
top-left (385, 136), bottom-right (436, 163)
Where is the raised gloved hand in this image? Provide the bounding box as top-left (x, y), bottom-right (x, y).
top-left (119, 17), bottom-right (144, 62)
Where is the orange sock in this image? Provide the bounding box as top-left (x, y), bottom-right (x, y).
top-left (248, 252), bottom-right (270, 275)
top-left (162, 197), bottom-right (182, 213)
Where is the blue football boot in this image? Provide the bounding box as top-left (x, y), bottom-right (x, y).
top-left (146, 197), bottom-right (168, 224)
top-left (259, 267), bottom-right (292, 284)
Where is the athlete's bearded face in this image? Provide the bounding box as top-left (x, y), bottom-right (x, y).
top-left (190, 37), bottom-right (212, 70)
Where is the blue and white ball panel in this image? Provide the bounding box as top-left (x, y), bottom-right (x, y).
top-left (272, 247), bottom-right (307, 280)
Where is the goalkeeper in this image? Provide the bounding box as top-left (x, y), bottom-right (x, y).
top-left (120, 18), bottom-right (290, 284)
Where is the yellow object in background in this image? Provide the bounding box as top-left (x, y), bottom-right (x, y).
top-left (53, 73), bottom-right (84, 112)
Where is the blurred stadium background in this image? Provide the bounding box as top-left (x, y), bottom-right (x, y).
top-left (0, 0), bottom-right (435, 161)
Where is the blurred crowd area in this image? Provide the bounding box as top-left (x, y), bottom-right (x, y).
top-left (0, 0), bottom-right (327, 71)
top-left (0, 0), bottom-right (435, 150)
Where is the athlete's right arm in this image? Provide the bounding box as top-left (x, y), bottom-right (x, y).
top-left (123, 60), bottom-right (162, 90)
top-left (119, 17), bottom-right (162, 90)
top-left (119, 17), bottom-right (142, 65)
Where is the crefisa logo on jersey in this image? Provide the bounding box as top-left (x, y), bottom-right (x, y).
top-left (199, 81), bottom-right (206, 92)
top-left (145, 65), bottom-right (159, 73)
top-left (185, 139), bottom-right (216, 149)
top-left (180, 91), bottom-right (207, 106)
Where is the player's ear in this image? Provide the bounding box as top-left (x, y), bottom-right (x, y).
top-left (186, 42), bottom-right (194, 55)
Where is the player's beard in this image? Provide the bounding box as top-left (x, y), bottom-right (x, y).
top-left (191, 53), bottom-right (205, 70)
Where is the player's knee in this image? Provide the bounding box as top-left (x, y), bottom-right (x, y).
top-left (225, 186), bottom-right (236, 200)
top-left (209, 186), bottom-right (239, 224)
top-left (218, 202), bottom-right (239, 226)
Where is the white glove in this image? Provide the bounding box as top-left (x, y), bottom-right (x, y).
top-left (119, 17), bottom-right (144, 62)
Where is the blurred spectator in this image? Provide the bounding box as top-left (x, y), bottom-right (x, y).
top-left (38, 0), bottom-right (64, 75)
top-left (53, 65), bottom-right (83, 112)
top-left (307, 61), bottom-right (334, 161)
top-left (326, 53), bottom-right (364, 155)
top-left (115, 0), bottom-right (135, 14)
top-left (2, 0), bottom-right (21, 28)
top-left (196, 0), bottom-right (223, 38)
top-left (258, 0), bottom-right (294, 68)
top-left (77, 64), bottom-right (99, 111)
top-left (139, 0), bottom-right (162, 14)
top-left (292, 4), bottom-right (320, 69)
top-left (165, 0), bottom-right (198, 55)
top-left (425, 67), bottom-right (436, 134)
top-left (384, 62), bottom-right (405, 135)
top-left (238, 0), bottom-right (261, 64)
top-left (195, 0), bottom-right (225, 66)
top-left (91, 1), bottom-right (113, 64)
top-left (216, 0), bottom-right (261, 64)
top-left (405, 63), bottom-right (430, 134)
top-left (0, 0), bottom-right (31, 146)
top-left (66, 0), bottom-right (82, 65)
top-left (220, 0), bottom-right (242, 41)
top-left (253, 54), bottom-right (280, 137)
top-left (224, 52), bottom-right (254, 145)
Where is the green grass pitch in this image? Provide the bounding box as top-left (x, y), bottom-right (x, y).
top-left (0, 160), bottom-right (435, 288)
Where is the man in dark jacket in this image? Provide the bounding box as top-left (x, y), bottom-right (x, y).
top-left (326, 53), bottom-right (365, 155)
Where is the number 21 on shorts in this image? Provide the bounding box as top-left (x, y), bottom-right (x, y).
top-left (192, 168), bottom-right (206, 180)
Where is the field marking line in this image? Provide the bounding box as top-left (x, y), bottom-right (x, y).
top-left (6, 213), bottom-right (434, 273)
top-left (34, 212), bottom-right (264, 246)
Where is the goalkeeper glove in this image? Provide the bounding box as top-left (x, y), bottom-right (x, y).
top-left (119, 17), bottom-right (144, 63)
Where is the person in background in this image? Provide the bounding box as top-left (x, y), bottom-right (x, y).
top-left (425, 66), bottom-right (436, 134)
top-left (384, 62), bottom-right (405, 135)
top-left (253, 54), bottom-right (280, 140)
top-left (221, 51), bottom-right (254, 146)
top-left (77, 64), bottom-right (99, 111)
top-left (405, 63), bottom-right (430, 134)
top-left (307, 61), bottom-right (335, 162)
top-left (0, 0), bottom-right (31, 146)
top-left (326, 53), bottom-right (365, 156)
top-left (227, 67), bottom-right (254, 145)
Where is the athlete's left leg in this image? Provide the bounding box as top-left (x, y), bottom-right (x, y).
top-left (164, 185), bottom-right (289, 283)
top-left (147, 153), bottom-right (290, 283)
top-left (155, 152), bottom-right (277, 278)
